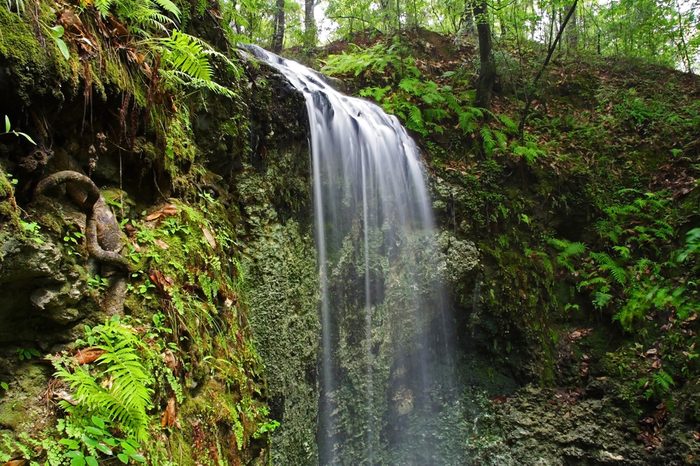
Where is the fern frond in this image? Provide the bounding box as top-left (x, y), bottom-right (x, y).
top-left (161, 31), bottom-right (212, 81)
top-left (54, 320), bottom-right (154, 441)
top-left (94, 0), bottom-right (115, 17)
top-left (152, 0), bottom-right (181, 21)
top-left (591, 252), bottom-right (627, 285)
top-left (481, 127), bottom-right (496, 156)
top-left (160, 70), bottom-right (237, 98)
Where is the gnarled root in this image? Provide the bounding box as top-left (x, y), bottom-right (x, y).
top-left (35, 170), bottom-right (129, 315)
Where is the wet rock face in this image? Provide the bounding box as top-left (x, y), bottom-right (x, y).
top-left (471, 386), bottom-right (699, 465)
top-left (0, 236), bottom-right (93, 343)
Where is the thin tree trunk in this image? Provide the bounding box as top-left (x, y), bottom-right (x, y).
top-left (456, 0), bottom-right (476, 39)
top-left (304, 0), bottom-right (316, 49)
top-left (567, 2), bottom-right (578, 50)
top-left (271, 0), bottom-right (285, 52)
top-left (675, 1), bottom-right (693, 73)
top-left (475, 0), bottom-right (496, 109)
top-left (518, 0), bottom-right (578, 138)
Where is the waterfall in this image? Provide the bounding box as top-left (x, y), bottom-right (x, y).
top-left (246, 46), bottom-right (462, 465)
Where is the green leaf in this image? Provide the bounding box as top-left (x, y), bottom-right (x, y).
top-left (85, 426), bottom-right (104, 437)
top-left (85, 457), bottom-right (99, 466)
top-left (96, 442), bottom-right (113, 455)
top-left (70, 455), bottom-right (86, 466)
top-left (54, 37), bottom-right (70, 60)
top-left (4, 115), bottom-right (9, 133)
top-left (131, 453), bottom-right (147, 463)
top-left (117, 453), bottom-right (129, 464)
top-left (60, 439), bottom-right (80, 449)
top-left (82, 435), bottom-right (99, 448)
top-left (103, 436), bottom-right (118, 447)
top-left (91, 415), bottom-right (106, 429)
top-left (14, 131), bottom-right (36, 145)
top-left (48, 25), bottom-right (65, 38)
top-left (0, 382), bottom-right (8, 390)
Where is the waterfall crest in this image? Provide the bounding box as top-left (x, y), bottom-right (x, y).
top-left (247, 45), bottom-right (461, 465)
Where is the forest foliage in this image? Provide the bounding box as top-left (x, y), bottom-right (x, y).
top-left (1, 0), bottom-right (699, 464)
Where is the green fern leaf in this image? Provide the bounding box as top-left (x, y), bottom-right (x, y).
top-left (152, 0), bottom-right (180, 21)
top-left (481, 127), bottom-right (496, 156)
top-left (94, 0), bottom-right (115, 17)
top-left (162, 31), bottom-right (211, 81)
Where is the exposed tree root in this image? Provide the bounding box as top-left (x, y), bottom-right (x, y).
top-left (35, 170), bottom-right (129, 315)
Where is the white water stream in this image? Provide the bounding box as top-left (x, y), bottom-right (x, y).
top-left (246, 45), bottom-right (460, 465)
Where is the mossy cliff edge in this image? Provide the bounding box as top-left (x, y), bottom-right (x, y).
top-left (0, 1), bottom-right (318, 464)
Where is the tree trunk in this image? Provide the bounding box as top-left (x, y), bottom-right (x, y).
top-left (271, 0), bottom-right (285, 53)
top-left (304, 0), bottom-right (316, 49)
top-left (566, 2), bottom-right (579, 50)
top-left (474, 0), bottom-right (496, 109)
top-left (518, 0), bottom-right (578, 138)
top-left (456, 0), bottom-right (476, 41)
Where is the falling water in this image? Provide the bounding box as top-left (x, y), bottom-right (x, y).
top-left (246, 46), bottom-right (462, 465)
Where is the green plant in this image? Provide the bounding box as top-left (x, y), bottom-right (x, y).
top-left (3, 0), bottom-right (25, 14)
top-left (60, 228), bottom-right (85, 257)
top-left (20, 219), bottom-right (44, 244)
top-left (54, 317), bottom-right (154, 441)
top-left (47, 25), bottom-right (69, 60)
top-left (158, 30), bottom-right (238, 97)
top-left (548, 238), bottom-right (586, 273)
top-left (2, 115), bottom-right (36, 144)
top-left (644, 369), bottom-right (675, 399)
top-left (87, 275), bottom-right (109, 292)
top-left (93, 0), bottom-right (180, 34)
top-left (55, 414), bottom-right (145, 465)
top-left (16, 347), bottom-right (40, 361)
top-left (677, 227), bottom-right (700, 263)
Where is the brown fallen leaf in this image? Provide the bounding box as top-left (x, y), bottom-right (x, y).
top-left (3, 459), bottom-right (29, 466)
top-left (75, 347), bottom-right (106, 365)
top-left (149, 270), bottom-right (174, 294)
top-left (161, 396), bottom-right (177, 428)
top-left (202, 227), bottom-right (217, 249)
top-left (568, 327), bottom-right (593, 341)
top-left (145, 204), bottom-right (179, 221)
top-left (154, 239), bottom-right (170, 250)
top-left (163, 350), bottom-right (180, 375)
top-left (59, 8), bottom-right (85, 34)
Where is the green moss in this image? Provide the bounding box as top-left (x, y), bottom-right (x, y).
top-left (244, 220), bottom-right (319, 465)
top-left (0, 167), bottom-right (20, 229)
top-left (0, 6), bottom-right (69, 104)
top-left (123, 191), bottom-right (271, 463)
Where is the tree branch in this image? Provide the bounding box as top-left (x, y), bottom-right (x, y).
top-left (518, 0), bottom-right (578, 139)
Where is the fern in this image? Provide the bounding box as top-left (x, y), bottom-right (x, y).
top-left (481, 127), bottom-right (496, 156)
top-left (158, 32), bottom-right (237, 97)
top-left (161, 30), bottom-right (212, 81)
top-left (649, 369), bottom-right (675, 398)
top-left (592, 289), bottom-right (613, 309)
top-left (94, 0), bottom-right (182, 26)
top-left (407, 105), bottom-right (424, 133)
top-left (161, 70), bottom-right (237, 97)
top-left (498, 114), bottom-right (519, 134)
top-left (54, 319), bottom-right (154, 441)
top-left (548, 238), bottom-right (586, 273)
top-left (591, 252), bottom-right (628, 285)
top-left (94, 0), bottom-right (115, 17)
top-left (152, 0), bottom-right (181, 21)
